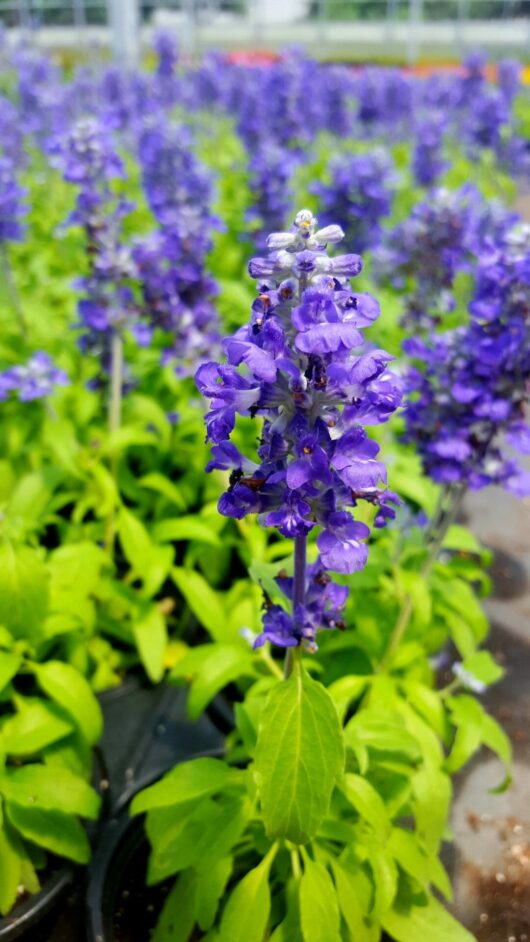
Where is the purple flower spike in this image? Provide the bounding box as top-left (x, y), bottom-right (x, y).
top-left (0, 353), bottom-right (69, 402)
top-left (403, 224), bottom-right (530, 496)
top-left (197, 208), bottom-right (400, 650)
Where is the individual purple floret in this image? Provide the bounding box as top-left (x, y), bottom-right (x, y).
top-left (197, 209), bottom-right (400, 650)
top-left (0, 157), bottom-right (27, 243)
top-left (311, 149), bottom-right (396, 254)
top-left (0, 353), bottom-right (69, 402)
top-left (255, 561), bottom-right (349, 650)
top-left (403, 224), bottom-right (530, 497)
top-left (412, 116), bottom-right (448, 188)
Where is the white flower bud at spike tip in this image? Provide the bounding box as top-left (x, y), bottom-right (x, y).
top-left (314, 225), bottom-right (345, 245)
top-left (266, 231), bottom-right (296, 250)
top-left (294, 208), bottom-right (317, 233)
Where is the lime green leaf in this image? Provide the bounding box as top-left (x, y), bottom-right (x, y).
top-left (331, 862), bottom-right (378, 942)
top-left (481, 714), bottom-right (512, 789)
top-left (171, 568), bottom-right (226, 641)
top-left (218, 850), bottom-right (274, 942)
top-left (388, 828), bottom-right (428, 888)
top-left (31, 661), bottom-right (103, 745)
top-left (1, 699), bottom-right (73, 755)
top-left (118, 506), bottom-right (153, 573)
top-left (365, 838), bottom-right (398, 917)
top-left (146, 796), bottom-right (249, 885)
top-left (0, 652), bottom-right (22, 695)
top-left (153, 518), bottom-right (221, 546)
top-left (412, 767), bottom-right (452, 853)
top-left (0, 542), bottom-right (49, 641)
top-left (328, 676), bottom-right (370, 723)
top-left (345, 711), bottom-right (421, 762)
top-left (0, 825), bottom-right (22, 916)
top-left (401, 681), bottom-right (448, 740)
top-left (171, 644), bottom-right (256, 721)
top-left (131, 758), bottom-right (241, 815)
top-left (382, 894), bottom-right (475, 942)
top-left (460, 651), bottom-right (504, 687)
top-left (442, 525), bottom-right (483, 554)
top-left (269, 881), bottom-right (302, 942)
top-left (6, 803), bottom-right (91, 864)
top-left (341, 773), bottom-right (391, 839)
top-left (299, 858), bottom-right (340, 942)
top-left (0, 765), bottom-right (100, 819)
top-left (151, 870), bottom-right (197, 942)
top-left (138, 473), bottom-right (186, 511)
top-left (132, 605), bottom-right (167, 683)
top-left (254, 661), bottom-right (344, 845)
top-left (196, 857), bottom-right (233, 932)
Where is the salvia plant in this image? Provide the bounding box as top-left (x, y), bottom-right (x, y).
top-left (129, 212), bottom-right (508, 940)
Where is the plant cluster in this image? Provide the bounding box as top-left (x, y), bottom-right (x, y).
top-left (0, 36), bottom-right (527, 941)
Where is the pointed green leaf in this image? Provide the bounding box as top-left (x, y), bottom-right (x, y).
top-left (151, 870), bottom-right (197, 942)
top-left (0, 542), bottom-right (49, 641)
top-left (382, 894), bottom-right (475, 942)
top-left (254, 661), bottom-right (344, 845)
top-left (6, 803), bottom-right (90, 864)
top-left (132, 605), bottom-right (167, 683)
top-left (218, 851), bottom-right (274, 942)
top-left (31, 661), bottom-right (103, 745)
top-left (196, 857), bottom-right (233, 932)
top-left (341, 773), bottom-right (391, 839)
top-left (331, 862), bottom-right (378, 942)
top-left (0, 765), bottom-right (100, 819)
top-left (153, 518), bottom-right (221, 546)
top-left (171, 568), bottom-right (226, 641)
top-left (0, 652), bottom-right (22, 695)
top-left (131, 758), bottom-right (241, 815)
top-left (299, 858), bottom-right (340, 942)
top-left (0, 699), bottom-right (74, 755)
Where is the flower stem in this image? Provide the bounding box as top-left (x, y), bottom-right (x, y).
top-left (379, 483), bottom-right (467, 672)
top-left (105, 329), bottom-right (124, 555)
top-left (290, 848), bottom-right (302, 880)
top-left (284, 534), bottom-right (307, 678)
top-left (0, 244), bottom-right (27, 338)
top-left (108, 328), bottom-right (123, 441)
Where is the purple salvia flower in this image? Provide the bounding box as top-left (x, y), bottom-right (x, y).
top-left (403, 224), bottom-right (530, 496)
top-left (311, 149), bottom-right (396, 254)
top-left (0, 353), bottom-right (69, 402)
top-left (133, 115), bottom-right (221, 374)
top-left (197, 208), bottom-right (401, 650)
top-left (412, 115), bottom-right (448, 188)
top-left (0, 157), bottom-right (27, 243)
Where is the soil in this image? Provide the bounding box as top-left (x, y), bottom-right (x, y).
top-left (108, 845), bottom-right (173, 942)
top-left (449, 625), bottom-right (530, 942)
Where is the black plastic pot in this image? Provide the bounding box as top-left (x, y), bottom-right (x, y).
top-left (86, 695), bottom-right (225, 942)
top-left (86, 812), bottom-right (156, 942)
top-left (0, 868), bottom-right (76, 942)
top-left (98, 678), bottom-right (225, 814)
